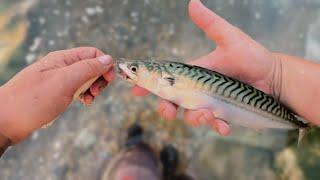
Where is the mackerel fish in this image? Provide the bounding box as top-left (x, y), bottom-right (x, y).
top-left (117, 59), bottom-right (310, 143)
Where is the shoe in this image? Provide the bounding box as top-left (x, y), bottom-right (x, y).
top-left (101, 123), bottom-right (161, 180)
top-left (160, 145), bottom-right (179, 179)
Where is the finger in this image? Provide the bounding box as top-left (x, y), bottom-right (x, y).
top-left (44, 47), bottom-right (105, 65)
top-left (63, 55), bottom-right (113, 92)
top-left (157, 100), bottom-right (178, 120)
top-left (103, 69), bottom-right (116, 82)
top-left (208, 118), bottom-right (230, 136)
top-left (184, 110), bottom-right (201, 127)
top-left (83, 93), bottom-right (94, 105)
top-left (132, 85), bottom-right (150, 96)
top-left (184, 109), bottom-right (230, 136)
top-left (90, 77), bottom-right (108, 96)
top-left (188, 0), bottom-right (240, 46)
top-left (79, 92), bottom-right (94, 105)
top-left (184, 109), bottom-right (214, 127)
top-left (188, 50), bottom-right (224, 70)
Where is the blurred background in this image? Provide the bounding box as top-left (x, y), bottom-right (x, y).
top-left (1, 0), bottom-right (320, 179)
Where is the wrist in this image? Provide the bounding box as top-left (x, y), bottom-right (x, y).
top-left (270, 53), bottom-right (285, 101)
top-left (271, 53), bottom-right (294, 107)
top-left (271, 53), bottom-right (320, 125)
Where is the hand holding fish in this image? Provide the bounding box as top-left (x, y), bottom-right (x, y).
top-left (132, 0), bottom-right (320, 135)
top-left (0, 47), bottom-right (114, 144)
top-left (1, 0), bottom-right (319, 157)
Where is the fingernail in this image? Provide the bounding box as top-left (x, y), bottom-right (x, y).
top-left (98, 55), bottom-right (113, 66)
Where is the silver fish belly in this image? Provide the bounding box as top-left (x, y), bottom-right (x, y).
top-left (118, 60), bottom-right (309, 131)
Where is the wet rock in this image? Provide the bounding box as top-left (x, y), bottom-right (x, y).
top-left (53, 163), bottom-right (69, 179)
top-left (75, 130), bottom-right (97, 151)
top-left (276, 148), bottom-right (305, 180)
top-left (192, 139), bottom-right (276, 179)
top-left (0, 0), bottom-right (37, 75)
top-left (305, 11), bottom-right (320, 62)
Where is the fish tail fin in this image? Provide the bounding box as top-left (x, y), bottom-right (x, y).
top-left (298, 124), bottom-right (314, 146)
top-left (298, 128), bottom-right (308, 146)
top-left (295, 115), bottom-right (313, 146)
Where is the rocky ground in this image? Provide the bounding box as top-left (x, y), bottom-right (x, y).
top-left (0, 0), bottom-right (320, 179)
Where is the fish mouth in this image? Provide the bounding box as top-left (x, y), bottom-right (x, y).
top-left (120, 71), bottom-right (132, 80)
top-left (116, 63), bottom-right (133, 81)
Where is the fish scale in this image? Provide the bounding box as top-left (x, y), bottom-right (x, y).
top-left (117, 60), bottom-right (310, 144)
top-left (142, 60), bottom-right (307, 128)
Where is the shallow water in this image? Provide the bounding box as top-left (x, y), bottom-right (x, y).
top-left (0, 0), bottom-right (320, 179)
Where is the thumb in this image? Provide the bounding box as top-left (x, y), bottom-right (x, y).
top-left (188, 0), bottom-right (241, 46)
top-left (63, 55), bottom-right (113, 90)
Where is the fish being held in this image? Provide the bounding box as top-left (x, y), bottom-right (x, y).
top-left (117, 59), bottom-right (310, 143)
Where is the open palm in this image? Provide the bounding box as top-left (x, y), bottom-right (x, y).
top-left (133, 0), bottom-right (281, 135)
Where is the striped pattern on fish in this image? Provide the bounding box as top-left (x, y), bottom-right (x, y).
top-left (117, 60), bottom-right (310, 143)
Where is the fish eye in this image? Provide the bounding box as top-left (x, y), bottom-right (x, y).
top-left (130, 65), bottom-right (138, 73)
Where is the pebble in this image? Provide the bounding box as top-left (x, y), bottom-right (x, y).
top-left (75, 130), bottom-right (97, 150)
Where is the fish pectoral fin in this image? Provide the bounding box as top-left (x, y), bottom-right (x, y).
top-left (164, 77), bottom-right (175, 86)
top-left (160, 72), bottom-right (175, 86)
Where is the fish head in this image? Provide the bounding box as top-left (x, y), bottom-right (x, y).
top-left (118, 60), bottom-right (215, 109)
top-left (117, 60), bottom-right (163, 89)
top-left (117, 60), bottom-right (187, 92)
